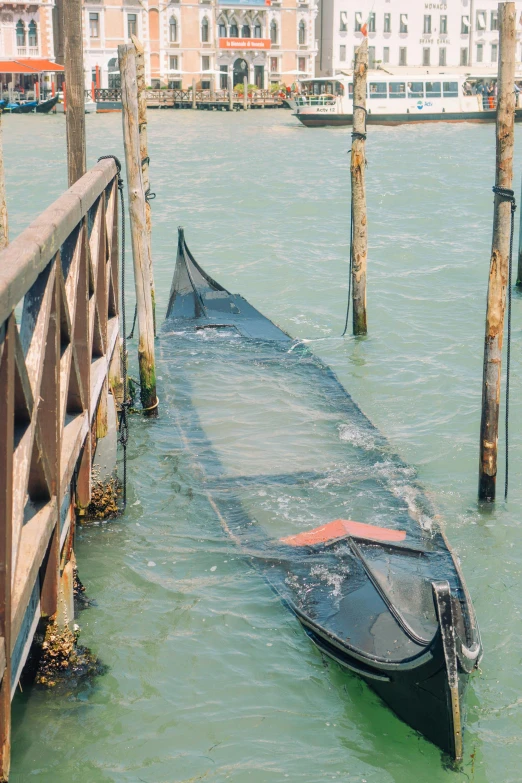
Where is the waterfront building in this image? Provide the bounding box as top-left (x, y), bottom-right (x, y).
top-left (316, 0), bottom-right (522, 77)
top-left (0, 0), bottom-right (57, 93)
top-left (82, 0), bottom-right (318, 90)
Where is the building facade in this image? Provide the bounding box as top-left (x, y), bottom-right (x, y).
top-left (83, 0), bottom-right (318, 90)
top-left (0, 0), bottom-right (54, 61)
top-left (317, 0), bottom-right (522, 76)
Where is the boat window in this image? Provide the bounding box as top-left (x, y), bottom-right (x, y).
top-left (388, 82), bottom-right (405, 99)
top-left (425, 81), bottom-right (441, 98)
top-left (369, 82), bottom-right (387, 99)
top-left (443, 81), bottom-right (459, 97)
top-left (407, 82), bottom-right (424, 98)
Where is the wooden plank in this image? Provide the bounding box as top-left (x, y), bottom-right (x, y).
top-left (0, 316), bottom-right (14, 782)
top-left (94, 194), bottom-right (108, 353)
top-left (73, 221), bottom-right (90, 422)
top-left (90, 316), bottom-right (119, 420)
top-left (20, 261), bottom-right (55, 399)
top-left (10, 501), bottom-right (56, 649)
top-left (10, 583), bottom-right (39, 697)
top-left (60, 412), bottom-right (89, 500)
top-left (0, 160), bottom-right (116, 326)
top-left (39, 272), bottom-right (60, 618)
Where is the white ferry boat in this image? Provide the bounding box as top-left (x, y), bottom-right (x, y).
top-left (293, 73), bottom-right (522, 127)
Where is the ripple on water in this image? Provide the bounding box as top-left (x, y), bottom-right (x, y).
top-left (6, 111), bottom-right (522, 783)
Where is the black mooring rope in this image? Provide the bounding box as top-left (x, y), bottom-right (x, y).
top-left (351, 105), bottom-right (367, 142)
top-left (98, 155), bottom-right (129, 508)
top-left (492, 185), bottom-right (516, 500)
top-left (128, 304), bottom-right (138, 339)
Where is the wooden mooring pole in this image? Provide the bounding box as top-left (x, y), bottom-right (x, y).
top-left (478, 2), bottom-right (516, 501)
top-left (118, 44), bottom-right (158, 416)
top-left (351, 36), bottom-right (368, 336)
top-left (192, 78), bottom-right (197, 110)
top-left (131, 35), bottom-right (156, 335)
top-left (229, 76), bottom-right (234, 111)
top-left (63, 0), bottom-right (86, 185)
top-left (243, 77), bottom-right (248, 111)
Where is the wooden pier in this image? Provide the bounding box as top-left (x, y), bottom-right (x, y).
top-left (93, 87), bottom-right (284, 112)
top-left (0, 157), bottom-right (122, 779)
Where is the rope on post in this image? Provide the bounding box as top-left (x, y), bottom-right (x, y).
top-left (492, 184), bottom-right (517, 500)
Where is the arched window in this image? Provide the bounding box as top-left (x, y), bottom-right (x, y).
top-left (298, 20), bottom-right (306, 44)
top-left (16, 20), bottom-right (25, 47)
top-left (28, 20), bottom-right (37, 47)
top-left (218, 19), bottom-right (227, 38)
top-left (201, 17), bottom-right (209, 43)
top-left (230, 21), bottom-right (238, 37)
top-left (270, 20), bottom-right (277, 44)
top-left (254, 22), bottom-right (262, 38)
top-left (241, 25), bottom-right (251, 37)
top-left (169, 16), bottom-right (177, 42)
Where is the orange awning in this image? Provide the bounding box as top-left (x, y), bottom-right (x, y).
top-left (0, 59), bottom-right (64, 74)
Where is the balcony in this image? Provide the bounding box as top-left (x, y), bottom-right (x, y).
top-left (16, 47), bottom-right (40, 57)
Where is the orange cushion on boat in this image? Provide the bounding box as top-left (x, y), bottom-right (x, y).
top-left (281, 519), bottom-right (406, 547)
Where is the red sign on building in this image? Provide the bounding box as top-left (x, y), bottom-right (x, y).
top-left (219, 38), bottom-right (271, 50)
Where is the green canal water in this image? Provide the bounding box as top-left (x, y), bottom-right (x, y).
top-left (6, 111), bottom-right (522, 782)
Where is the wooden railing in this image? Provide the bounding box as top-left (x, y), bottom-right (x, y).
top-left (93, 88), bottom-right (282, 106)
top-left (0, 158), bottom-right (121, 777)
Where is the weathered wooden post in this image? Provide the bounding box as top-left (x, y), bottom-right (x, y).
top-left (63, 0), bottom-right (86, 185)
top-left (479, 2), bottom-right (516, 501)
top-left (118, 43), bottom-right (158, 416)
top-left (229, 76), bottom-right (234, 111)
top-left (192, 77), bottom-right (197, 110)
top-left (0, 114), bottom-right (8, 252)
top-left (351, 36), bottom-right (368, 336)
top-left (243, 76), bottom-right (248, 111)
top-left (131, 35), bottom-right (156, 334)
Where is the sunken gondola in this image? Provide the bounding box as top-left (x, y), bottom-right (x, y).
top-left (162, 228), bottom-right (482, 760)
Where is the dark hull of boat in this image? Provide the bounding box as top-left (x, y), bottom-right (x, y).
top-left (304, 620), bottom-right (462, 757)
top-left (35, 96), bottom-right (59, 113)
top-left (9, 102), bottom-right (38, 114)
top-left (163, 228), bottom-right (482, 760)
top-left (295, 108), bottom-right (522, 127)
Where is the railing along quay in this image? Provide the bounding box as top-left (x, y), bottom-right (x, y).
top-left (93, 87), bottom-right (284, 110)
top-left (0, 157), bottom-right (122, 779)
